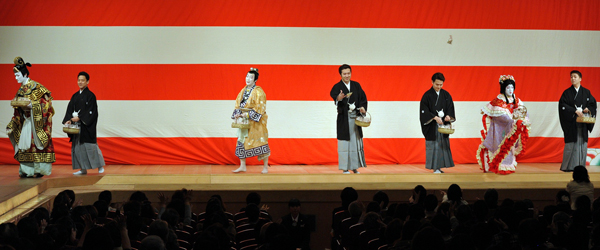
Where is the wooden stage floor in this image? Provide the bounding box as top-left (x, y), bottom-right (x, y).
top-left (1, 163), bottom-right (599, 224)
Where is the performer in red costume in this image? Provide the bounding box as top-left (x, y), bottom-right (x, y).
top-left (477, 75), bottom-right (530, 175)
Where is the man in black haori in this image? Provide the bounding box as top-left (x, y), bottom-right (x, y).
top-left (329, 64), bottom-right (367, 174)
top-left (419, 72), bottom-right (455, 173)
top-left (559, 70), bottom-right (596, 172)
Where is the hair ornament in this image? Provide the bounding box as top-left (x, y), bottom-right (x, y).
top-left (499, 75), bottom-right (515, 84)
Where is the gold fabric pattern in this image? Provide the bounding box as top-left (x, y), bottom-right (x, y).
top-left (16, 152), bottom-right (56, 163)
top-left (7, 78), bottom-right (55, 163)
top-left (234, 86), bottom-right (269, 150)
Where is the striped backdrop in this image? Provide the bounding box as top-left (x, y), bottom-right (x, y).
top-left (0, 0), bottom-right (599, 166)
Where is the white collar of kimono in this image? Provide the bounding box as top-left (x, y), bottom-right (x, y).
top-left (574, 85), bottom-right (579, 92)
top-left (435, 90), bottom-right (440, 95)
top-left (343, 80), bottom-right (350, 91)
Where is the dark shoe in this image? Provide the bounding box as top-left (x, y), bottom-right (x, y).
top-left (19, 173), bottom-right (27, 178)
top-left (34, 173), bottom-right (44, 178)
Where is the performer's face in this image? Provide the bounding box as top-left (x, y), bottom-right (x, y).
top-left (14, 71), bottom-right (27, 84)
top-left (571, 73), bottom-right (581, 86)
top-left (432, 79), bottom-right (444, 92)
top-left (77, 75), bottom-right (89, 90)
top-left (340, 68), bottom-right (351, 83)
top-left (505, 84), bottom-right (514, 96)
top-left (246, 73), bottom-right (256, 86)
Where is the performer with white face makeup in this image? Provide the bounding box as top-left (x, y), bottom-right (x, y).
top-left (419, 72), bottom-right (456, 173)
top-left (231, 68), bottom-right (270, 173)
top-left (477, 75), bottom-right (530, 175)
top-left (559, 70), bottom-right (597, 171)
top-left (6, 57), bottom-right (56, 178)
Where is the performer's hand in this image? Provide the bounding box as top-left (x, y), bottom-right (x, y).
top-left (434, 116), bottom-right (443, 125)
top-left (336, 90), bottom-right (346, 101)
top-left (71, 117), bottom-right (80, 122)
top-left (234, 114), bottom-right (242, 119)
top-left (584, 108), bottom-right (590, 113)
top-left (65, 120), bottom-right (72, 125)
top-left (359, 107), bottom-right (366, 114)
top-left (576, 110), bottom-right (584, 117)
top-left (444, 116), bottom-right (451, 122)
top-left (6, 129), bottom-right (11, 135)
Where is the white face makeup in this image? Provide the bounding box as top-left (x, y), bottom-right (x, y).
top-left (246, 73), bottom-right (256, 86)
top-left (505, 84), bottom-right (515, 96)
top-left (14, 71), bottom-right (27, 84)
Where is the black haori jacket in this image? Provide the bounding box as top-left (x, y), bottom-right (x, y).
top-left (559, 85), bottom-right (596, 143)
top-left (329, 80), bottom-right (368, 140)
top-left (419, 87), bottom-right (455, 141)
top-left (62, 87), bottom-right (99, 143)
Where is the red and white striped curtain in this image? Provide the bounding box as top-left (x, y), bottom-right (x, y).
top-left (0, 0), bottom-right (599, 165)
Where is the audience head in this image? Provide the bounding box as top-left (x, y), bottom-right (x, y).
top-left (484, 188), bottom-right (499, 209)
top-left (447, 184), bottom-right (463, 203)
top-left (411, 185), bottom-right (427, 205)
top-left (373, 191), bottom-right (389, 209)
top-left (160, 208), bottom-right (180, 229)
top-left (411, 226), bottom-right (444, 250)
top-left (366, 201), bottom-right (381, 214)
top-left (348, 200), bottom-right (364, 218)
top-left (340, 187), bottom-right (358, 209)
top-left (98, 190), bottom-right (112, 204)
top-left (246, 192), bottom-right (261, 206)
top-left (82, 226), bottom-right (114, 250)
top-left (288, 198), bottom-right (301, 217)
top-left (140, 235), bottom-right (166, 250)
top-left (130, 191), bottom-right (149, 203)
top-left (424, 194), bottom-right (439, 213)
top-left (93, 200), bottom-right (109, 218)
top-left (573, 165), bottom-right (590, 183)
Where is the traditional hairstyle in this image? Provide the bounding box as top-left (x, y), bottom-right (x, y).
top-left (499, 75), bottom-right (516, 104)
top-left (248, 67), bottom-right (259, 81)
top-left (13, 56), bottom-right (32, 77)
top-left (431, 72), bottom-right (445, 82)
top-left (570, 70), bottom-right (582, 78)
top-left (78, 71), bottom-right (90, 81)
top-left (339, 64), bottom-right (352, 75)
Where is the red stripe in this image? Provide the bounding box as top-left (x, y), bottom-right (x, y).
top-left (0, 137), bottom-right (598, 165)
top-left (1, 0), bottom-right (598, 30)
top-left (2, 64), bottom-right (599, 102)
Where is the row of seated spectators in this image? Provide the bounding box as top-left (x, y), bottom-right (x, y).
top-left (0, 189), bottom-right (312, 250)
top-left (0, 166), bottom-right (596, 250)
top-left (330, 166), bottom-right (596, 250)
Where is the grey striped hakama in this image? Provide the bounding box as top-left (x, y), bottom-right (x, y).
top-left (425, 130), bottom-right (455, 170)
top-left (561, 123), bottom-right (588, 171)
top-left (338, 113), bottom-right (366, 171)
top-left (71, 134), bottom-right (105, 170)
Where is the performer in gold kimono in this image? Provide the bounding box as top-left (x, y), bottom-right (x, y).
top-left (6, 57), bottom-right (55, 178)
top-left (231, 68), bottom-right (270, 174)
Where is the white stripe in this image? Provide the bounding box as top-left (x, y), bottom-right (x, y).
top-left (1, 27), bottom-right (599, 66)
top-left (1, 100), bottom-right (598, 139)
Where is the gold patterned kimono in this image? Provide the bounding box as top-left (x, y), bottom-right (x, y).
top-left (232, 85), bottom-right (270, 160)
top-left (7, 79), bottom-right (55, 177)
